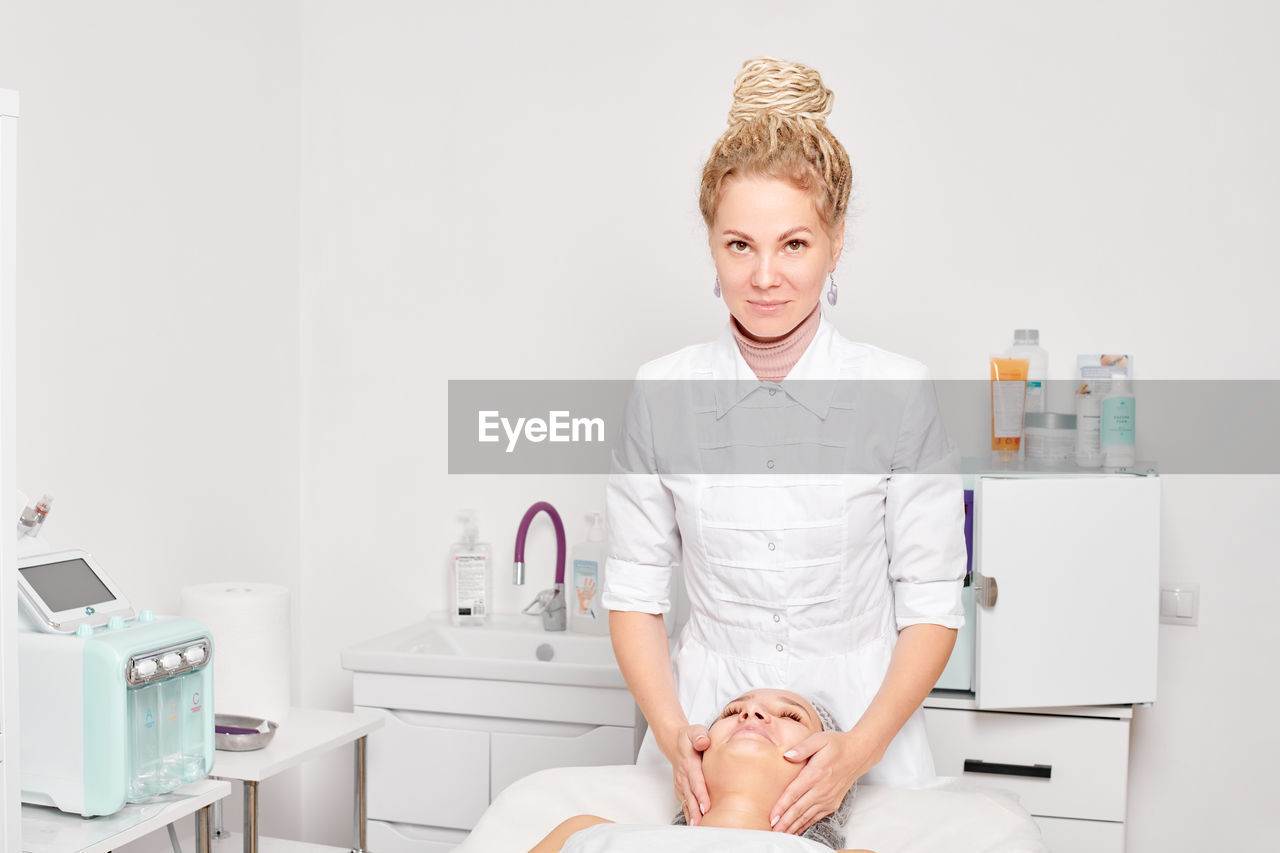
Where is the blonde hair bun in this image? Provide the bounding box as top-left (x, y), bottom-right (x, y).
top-left (728, 56), bottom-right (834, 127)
top-left (699, 56), bottom-right (852, 232)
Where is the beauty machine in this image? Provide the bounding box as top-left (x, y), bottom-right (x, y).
top-left (17, 549), bottom-right (215, 816)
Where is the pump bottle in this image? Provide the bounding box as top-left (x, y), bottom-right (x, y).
top-left (570, 512), bottom-right (609, 635)
top-left (1074, 384), bottom-right (1103, 468)
top-left (1009, 329), bottom-right (1049, 414)
top-left (1100, 376), bottom-right (1136, 470)
top-left (450, 510), bottom-right (491, 626)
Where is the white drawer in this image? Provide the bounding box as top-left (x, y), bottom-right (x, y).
top-left (368, 818), bottom-right (468, 853)
top-left (1034, 816), bottom-right (1125, 853)
top-left (364, 707), bottom-right (490, 829)
top-left (491, 724), bottom-right (635, 800)
top-left (923, 708), bottom-right (1129, 821)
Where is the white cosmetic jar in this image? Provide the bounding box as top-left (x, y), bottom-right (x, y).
top-left (1024, 412), bottom-right (1077, 462)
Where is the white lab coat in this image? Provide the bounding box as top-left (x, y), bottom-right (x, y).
top-left (602, 311), bottom-right (966, 785)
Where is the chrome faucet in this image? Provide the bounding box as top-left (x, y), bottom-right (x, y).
top-left (513, 501), bottom-right (567, 631)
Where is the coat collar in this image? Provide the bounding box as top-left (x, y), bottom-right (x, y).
top-left (706, 308), bottom-right (838, 420)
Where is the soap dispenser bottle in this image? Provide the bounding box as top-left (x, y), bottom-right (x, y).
top-left (570, 512), bottom-right (609, 635)
top-left (1100, 376), bottom-right (1136, 470)
top-left (450, 510), bottom-right (491, 626)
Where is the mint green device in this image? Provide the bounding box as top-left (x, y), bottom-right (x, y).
top-left (18, 551), bottom-right (215, 816)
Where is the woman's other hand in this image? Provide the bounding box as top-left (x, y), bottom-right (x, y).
top-left (770, 728), bottom-right (882, 835)
top-left (668, 723), bottom-right (711, 826)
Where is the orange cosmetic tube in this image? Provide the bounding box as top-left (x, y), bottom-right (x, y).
top-left (990, 356), bottom-right (1030, 459)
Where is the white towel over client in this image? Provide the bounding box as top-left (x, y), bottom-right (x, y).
top-left (564, 824), bottom-right (833, 852)
top-left (457, 764), bottom-right (1047, 853)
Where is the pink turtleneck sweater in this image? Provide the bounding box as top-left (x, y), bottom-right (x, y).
top-left (730, 304), bottom-right (822, 382)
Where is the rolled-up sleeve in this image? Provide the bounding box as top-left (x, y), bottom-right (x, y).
top-left (603, 377), bottom-right (681, 615)
top-left (884, 368), bottom-right (967, 631)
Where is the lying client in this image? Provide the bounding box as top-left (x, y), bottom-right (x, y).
top-left (530, 689), bottom-right (875, 853)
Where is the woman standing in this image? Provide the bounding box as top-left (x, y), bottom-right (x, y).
top-left (603, 57), bottom-right (966, 837)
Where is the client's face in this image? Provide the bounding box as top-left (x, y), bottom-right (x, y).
top-left (706, 689), bottom-right (822, 759)
top-left (694, 690), bottom-right (826, 821)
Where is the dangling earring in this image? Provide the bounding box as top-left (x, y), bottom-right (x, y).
top-left (826, 272), bottom-right (838, 306)
top-left (713, 276), bottom-right (721, 298)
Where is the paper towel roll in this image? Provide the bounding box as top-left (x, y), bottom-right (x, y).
top-left (180, 582), bottom-right (292, 725)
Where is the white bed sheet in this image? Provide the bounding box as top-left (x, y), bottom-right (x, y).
top-left (455, 764), bottom-right (1048, 852)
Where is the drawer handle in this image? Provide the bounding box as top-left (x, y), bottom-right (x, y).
top-left (963, 759), bottom-right (1052, 779)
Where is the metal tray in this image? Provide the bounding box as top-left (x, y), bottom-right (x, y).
top-left (214, 714), bottom-right (278, 751)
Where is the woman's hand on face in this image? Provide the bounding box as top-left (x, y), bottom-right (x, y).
top-left (770, 729), bottom-right (879, 836)
top-left (669, 724), bottom-right (711, 826)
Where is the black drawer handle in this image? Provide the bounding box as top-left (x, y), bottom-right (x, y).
top-left (963, 759), bottom-right (1052, 779)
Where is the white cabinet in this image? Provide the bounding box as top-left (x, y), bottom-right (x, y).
top-left (0, 87), bottom-right (20, 853)
top-left (971, 474), bottom-right (1159, 709)
top-left (926, 467), bottom-right (1160, 853)
top-left (490, 721), bottom-right (634, 800)
top-left (352, 671), bottom-right (638, 849)
top-left (364, 709), bottom-right (491, 830)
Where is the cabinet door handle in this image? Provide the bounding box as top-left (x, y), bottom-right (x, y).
top-left (963, 759), bottom-right (1051, 779)
top-left (972, 572), bottom-right (999, 608)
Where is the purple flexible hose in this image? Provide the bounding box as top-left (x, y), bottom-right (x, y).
top-left (514, 501), bottom-right (566, 585)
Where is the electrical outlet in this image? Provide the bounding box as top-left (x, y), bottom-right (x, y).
top-left (1159, 582), bottom-right (1199, 626)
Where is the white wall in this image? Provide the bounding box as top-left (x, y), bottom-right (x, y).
top-left (0, 0), bottom-right (302, 611)
top-left (297, 2), bottom-right (1280, 850)
top-left (3, 1), bottom-right (1278, 851)
top-left (0, 0), bottom-right (303, 847)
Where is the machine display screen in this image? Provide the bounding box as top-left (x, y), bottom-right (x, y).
top-left (19, 558), bottom-right (117, 612)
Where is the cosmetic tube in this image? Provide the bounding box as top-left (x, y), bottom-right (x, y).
top-left (990, 356), bottom-right (1029, 461)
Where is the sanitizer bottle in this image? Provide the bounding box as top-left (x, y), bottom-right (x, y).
top-left (570, 512), bottom-right (609, 635)
top-left (1074, 384), bottom-right (1103, 468)
top-left (450, 511), bottom-right (491, 625)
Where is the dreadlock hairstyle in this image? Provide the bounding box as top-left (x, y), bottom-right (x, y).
top-left (699, 56), bottom-right (854, 239)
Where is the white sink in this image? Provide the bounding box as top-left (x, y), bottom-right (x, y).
top-left (341, 613), bottom-right (625, 688)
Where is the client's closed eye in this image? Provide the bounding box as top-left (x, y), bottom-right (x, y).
top-left (719, 703), bottom-right (803, 723)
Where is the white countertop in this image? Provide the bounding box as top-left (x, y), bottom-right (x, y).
top-left (924, 690), bottom-right (1135, 719)
top-left (21, 778), bottom-right (230, 853)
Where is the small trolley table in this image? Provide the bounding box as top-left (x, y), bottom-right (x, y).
top-left (208, 707), bottom-right (384, 853)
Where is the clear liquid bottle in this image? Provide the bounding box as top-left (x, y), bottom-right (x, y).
top-left (450, 510), bottom-right (491, 625)
top-left (1074, 384), bottom-right (1103, 468)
